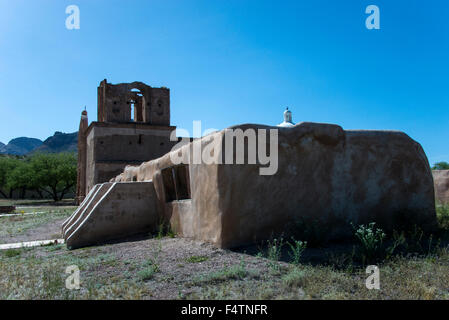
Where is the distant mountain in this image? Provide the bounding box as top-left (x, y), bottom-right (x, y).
top-left (0, 137), bottom-right (43, 155)
top-left (31, 131), bottom-right (78, 154)
top-left (0, 132), bottom-right (78, 155)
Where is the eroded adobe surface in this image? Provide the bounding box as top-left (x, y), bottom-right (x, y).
top-left (433, 170), bottom-right (449, 204)
top-left (113, 122), bottom-right (437, 248)
top-left (97, 80), bottom-right (170, 125)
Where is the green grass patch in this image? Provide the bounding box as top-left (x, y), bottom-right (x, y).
top-left (137, 265), bottom-right (159, 281)
top-left (2, 248), bottom-right (22, 258)
top-left (191, 261), bottom-right (258, 286)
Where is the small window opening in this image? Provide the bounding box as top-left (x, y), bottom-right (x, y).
top-left (162, 165), bottom-right (191, 202)
top-left (130, 101), bottom-right (135, 121)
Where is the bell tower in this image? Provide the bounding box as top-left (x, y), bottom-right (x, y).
top-left (76, 80), bottom-right (178, 199)
top-left (97, 79), bottom-right (170, 126)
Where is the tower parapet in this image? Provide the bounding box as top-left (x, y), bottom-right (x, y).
top-left (97, 79), bottom-right (170, 126)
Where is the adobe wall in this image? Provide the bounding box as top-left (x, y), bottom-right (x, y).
top-left (216, 123), bottom-right (437, 248)
top-left (113, 132), bottom-right (223, 245)
top-left (113, 122), bottom-right (437, 249)
top-left (85, 122), bottom-right (177, 194)
top-left (432, 170), bottom-right (449, 204)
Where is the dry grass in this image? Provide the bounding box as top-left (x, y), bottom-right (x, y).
top-left (0, 204), bottom-right (449, 300)
top-left (0, 237), bottom-right (448, 300)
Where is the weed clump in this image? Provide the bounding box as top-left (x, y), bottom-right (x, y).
top-left (287, 239), bottom-right (307, 265)
top-left (137, 265), bottom-right (159, 281)
top-left (352, 222), bottom-right (386, 265)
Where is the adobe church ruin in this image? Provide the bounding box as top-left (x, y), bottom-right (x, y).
top-left (65, 80), bottom-right (437, 249)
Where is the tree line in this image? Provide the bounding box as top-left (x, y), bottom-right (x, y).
top-left (0, 153), bottom-right (77, 201)
top-left (432, 162), bottom-right (449, 170)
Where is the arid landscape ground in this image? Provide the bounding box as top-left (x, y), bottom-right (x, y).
top-left (1, 199), bottom-right (449, 300)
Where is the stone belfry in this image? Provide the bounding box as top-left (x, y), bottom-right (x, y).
top-left (76, 109), bottom-right (88, 204)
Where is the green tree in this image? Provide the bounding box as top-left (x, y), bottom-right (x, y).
top-left (432, 162), bottom-right (449, 170)
top-left (0, 156), bottom-right (21, 198)
top-left (5, 160), bottom-right (34, 199)
top-left (28, 153), bottom-right (77, 201)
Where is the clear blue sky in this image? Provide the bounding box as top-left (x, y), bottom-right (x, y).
top-left (0, 0), bottom-right (447, 164)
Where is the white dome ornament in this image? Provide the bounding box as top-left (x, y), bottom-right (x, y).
top-left (278, 107), bottom-right (295, 127)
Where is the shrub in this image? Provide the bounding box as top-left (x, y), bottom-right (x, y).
top-left (352, 222), bottom-right (386, 264)
top-left (287, 238), bottom-right (307, 265)
top-left (267, 237), bottom-right (284, 261)
top-left (264, 237), bottom-right (285, 272)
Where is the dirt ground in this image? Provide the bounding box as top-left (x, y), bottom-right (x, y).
top-left (1, 203), bottom-right (449, 300)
